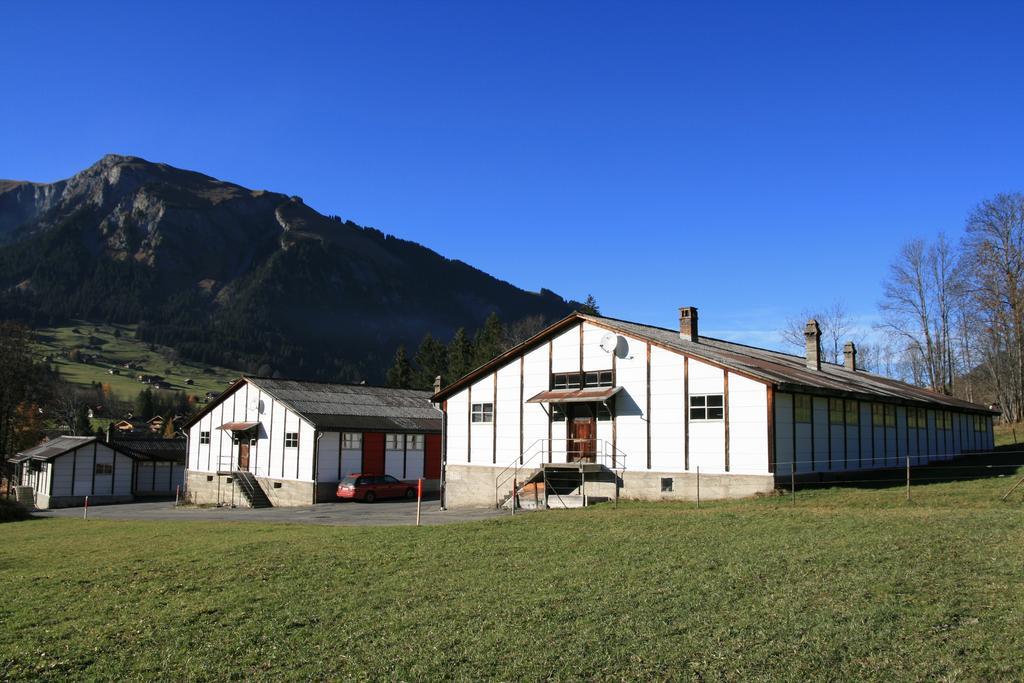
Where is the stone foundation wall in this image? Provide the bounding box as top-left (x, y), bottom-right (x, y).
top-left (186, 471), bottom-right (314, 507)
top-left (444, 464), bottom-right (775, 509)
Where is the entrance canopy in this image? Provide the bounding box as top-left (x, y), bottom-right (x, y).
top-left (526, 386), bottom-right (621, 404)
top-left (217, 421), bottom-right (259, 431)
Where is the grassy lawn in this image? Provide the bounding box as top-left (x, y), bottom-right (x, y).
top-left (2, 471), bottom-right (1023, 680)
top-left (34, 321), bottom-right (238, 401)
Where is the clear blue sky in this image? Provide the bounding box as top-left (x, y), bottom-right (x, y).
top-left (3, 1), bottom-right (1022, 350)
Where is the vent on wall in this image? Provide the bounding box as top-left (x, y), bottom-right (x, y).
top-left (661, 477), bottom-right (673, 492)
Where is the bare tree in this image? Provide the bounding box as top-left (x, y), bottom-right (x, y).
top-left (878, 234), bottom-right (963, 394)
top-left (962, 192), bottom-right (1024, 421)
top-left (503, 315), bottom-right (549, 348)
top-left (781, 301), bottom-right (862, 365)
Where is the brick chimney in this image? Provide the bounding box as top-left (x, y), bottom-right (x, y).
top-left (844, 341), bottom-right (857, 372)
top-left (679, 307), bottom-right (698, 342)
top-left (804, 319), bottom-right (821, 371)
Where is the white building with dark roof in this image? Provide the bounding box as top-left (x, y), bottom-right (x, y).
top-left (10, 436), bottom-right (135, 509)
top-left (183, 377), bottom-right (441, 507)
top-left (431, 308), bottom-right (997, 509)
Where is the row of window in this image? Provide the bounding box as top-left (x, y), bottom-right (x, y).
top-left (551, 370), bottom-right (614, 390)
top-left (199, 430), bottom-right (425, 449)
top-left (385, 434), bottom-right (425, 450)
top-left (794, 396), bottom-right (986, 432)
top-left (472, 394), bottom-right (726, 423)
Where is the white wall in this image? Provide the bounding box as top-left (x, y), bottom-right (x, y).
top-left (187, 380), bottom-right (317, 482)
top-left (728, 373), bottom-right (768, 474)
top-left (443, 321), bottom-right (769, 476)
top-left (648, 346), bottom-right (684, 472)
top-left (43, 442), bottom-right (133, 498)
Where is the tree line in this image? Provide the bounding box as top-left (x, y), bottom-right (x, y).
top-left (386, 296), bottom-right (600, 391)
top-left (876, 193), bottom-right (1024, 420)
top-left (780, 192), bottom-right (1024, 422)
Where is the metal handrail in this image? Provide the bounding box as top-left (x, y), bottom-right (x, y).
top-left (494, 439), bottom-right (628, 509)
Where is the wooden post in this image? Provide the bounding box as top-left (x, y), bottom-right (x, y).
top-left (906, 454), bottom-right (911, 502)
top-left (511, 477), bottom-right (517, 516)
top-left (1001, 475), bottom-right (1024, 501)
top-left (83, 495), bottom-right (89, 520)
top-left (791, 467), bottom-right (796, 505)
top-left (415, 478), bottom-right (423, 526)
top-left (696, 466), bottom-right (700, 509)
top-left (174, 485), bottom-right (180, 508)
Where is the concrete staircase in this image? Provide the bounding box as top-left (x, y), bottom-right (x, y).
top-left (233, 471), bottom-right (273, 508)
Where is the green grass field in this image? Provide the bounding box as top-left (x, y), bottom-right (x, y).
top-left (2, 463), bottom-right (1023, 681)
top-left (34, 321), bottom-right (238, 402)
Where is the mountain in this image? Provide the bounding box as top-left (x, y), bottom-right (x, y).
top-left (0, 155), bottom-right (577, 381)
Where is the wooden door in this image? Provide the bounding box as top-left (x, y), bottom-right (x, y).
top-left (237, 442), bottom-right (250, 471)
top-left (570, 418), bottom-right (596, 463)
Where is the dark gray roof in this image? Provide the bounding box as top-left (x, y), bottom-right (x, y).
top-left (10, 436), bottom-right (98, 463)
top-left (110, 436), bottom-right (187, 463)
top-left (434, 312), bottom-right (996, 414)
top-left (585, 314), bottom-right (996, 413)
top-left (246, 378), bottom-right (441, 432)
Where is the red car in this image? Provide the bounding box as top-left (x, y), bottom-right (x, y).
top-left (336, 474), bottom-right (416, 503)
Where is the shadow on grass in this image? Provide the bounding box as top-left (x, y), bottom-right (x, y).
top-left (781, 444), bottom-right (1024, 494)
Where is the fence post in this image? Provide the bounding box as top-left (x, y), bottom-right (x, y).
top-left (696, 466), bottom-right (700, 509)
top-left (83, 495), bottom-right (89, 520)
top-left (906, 454), bottom-right (911, 502)
top-left (791, 467), bottom-right (796, 505)
top-left (174, 484), bottom-right (180, 508)
top-left (416, 478), bottom-right (423, 526)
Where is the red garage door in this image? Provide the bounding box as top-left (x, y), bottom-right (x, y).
top-left (425, 434), bottom-right (441, 479)
top-left (362, 432), bottom-right (385, 475)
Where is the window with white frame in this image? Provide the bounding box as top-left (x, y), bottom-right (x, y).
top-left (199, 431), bottom-right (211, 445)
top-left (386, 433), bottom-right (404, 450)
top-left (689, 394), bottom-right (724, 421)
top-left (407, 434), bottom-right (424, 450)
top-left (342, 432), bottom-right (362, 450)
top-left (471, 403), bottom-right (494, 423)
top-left (284, 432), bottom-right (299, 449)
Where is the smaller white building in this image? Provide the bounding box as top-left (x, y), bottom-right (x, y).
top-left (11, 436), bottom-right (135, 509)
top-left (183, 377), bottom-right (441, 507)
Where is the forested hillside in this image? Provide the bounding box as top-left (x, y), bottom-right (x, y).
top-left (0, 155), bottom-right (578, 382)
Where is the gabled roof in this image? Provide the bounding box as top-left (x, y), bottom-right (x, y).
top-left (433, 312), bottom-right (998, 414)
top-left (9, 436), bottom-right (137, 463)
top-left (183, 377), bottom-right (441, 432)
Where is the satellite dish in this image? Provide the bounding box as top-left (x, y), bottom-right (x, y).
top-left (599, 333), bottom-right (617, 354)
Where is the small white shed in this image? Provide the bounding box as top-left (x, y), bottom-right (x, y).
top-left (10, 436), bottom-right (135, 509)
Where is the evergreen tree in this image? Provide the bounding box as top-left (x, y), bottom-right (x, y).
top-left (386, 346), bottom-right (414, 388)
top-left (578, 294), bottom-right (600, 315)
top-left (413, 333), bottom-right (448, 391)
top-left (473, 312), bottom-right (506, 367)
top-left (135, 388), bottom-right (155, 418)
top-left (447, 328), bottom-right (475, 380)
top-left (72, 403), bottom-right (91, 436)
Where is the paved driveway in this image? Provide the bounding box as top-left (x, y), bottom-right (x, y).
top-left (34, 499), bottom-right (505, 527)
